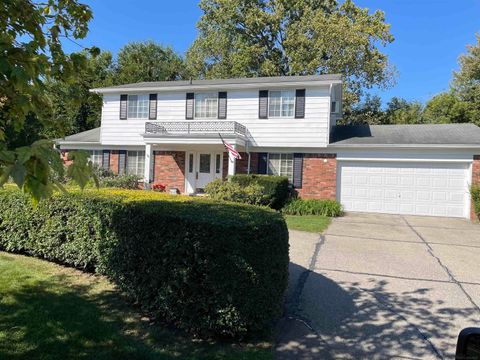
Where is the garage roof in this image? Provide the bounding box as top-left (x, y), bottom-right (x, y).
top-left (330, 124), bottom-right (480, 146)
top-left (56, 127), bottom-right (100, 144)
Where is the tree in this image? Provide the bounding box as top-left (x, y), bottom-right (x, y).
top-left (114, 41), bottom-right (185, 84)
top-left (423, 92), bottom-right (469, 124)
top-left (0, 0), bottom-right (99, 202)
top-left (452, 34), bottom-right (480, 125)
top-left (343, 94), bottom-right (385, 124)
top-left (46, 50), bottom-right (114, 138)
top-left (186, 0), bottom-right (395, 105)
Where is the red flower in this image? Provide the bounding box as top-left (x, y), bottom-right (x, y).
top-left (152, 183), bottom-right (166, 192)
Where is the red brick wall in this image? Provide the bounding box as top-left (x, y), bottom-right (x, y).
top-left (153, 151), bottom-right (185, 193)
top-left (471, 155), bottom-right (480, 220)
top-left (297, 153), bottom-right (337, 200)
top-left (222, 152), bottom-right (258, 179)
top-left (109, 150), bottom-right (119, 174)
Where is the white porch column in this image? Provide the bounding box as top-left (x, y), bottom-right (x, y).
top-left (144, 143), bottom-right (153, 187)
top-left (227, 145), bottom-right (236, 177)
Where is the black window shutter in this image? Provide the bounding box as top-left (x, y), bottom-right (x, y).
top-left (295, 89), bottom-right (306, 119)
top-left (185, 93), bottom-right (194, 119)
top-left (149, 94), bottom-right (157, 120)
top-left (102, 150), bottom-right (110, 169)
top-left (258, 90), bottom-right (268, 119)
top-left (257, 152), bottom-right (268, 174)
top-left (293, 153), bottom-right (304, 188)
top-left (218, 92), bottom-right (227, 119)
top-left (120, 94), bottom-right (128, 119)
top-left (118, 150), bottom-right (127, 175)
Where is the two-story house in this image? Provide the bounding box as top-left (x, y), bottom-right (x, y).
top-left (57, 74), bottom-right (480, 220)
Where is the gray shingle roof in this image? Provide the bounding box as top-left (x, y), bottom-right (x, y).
top-left (57, 127), bottom-right (100, 143)
top-left (330, 124), bottom-right (480, 146)
top-left (91, 74), bottom-right (342, 92)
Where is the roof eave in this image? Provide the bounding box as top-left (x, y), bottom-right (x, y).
top-left (90, 78), bottom-right (342, 94)
top-left (328, 143), bottom-right (480, 149)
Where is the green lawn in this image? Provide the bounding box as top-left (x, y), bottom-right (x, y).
top-left (284, 215), bottom-right (331, 233)
top-left (0, 252), bottom-right (272, 360)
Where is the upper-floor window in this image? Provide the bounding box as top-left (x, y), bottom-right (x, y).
top-left (126, 150), bottom-right (145, 178)
top-left (269, 90), bottom-right (295, 117)
top-left (195, 93), bottom-right (218, 118)
top-left (267, 153), bottom-right (293, 182)
top-left (127, 94), bottom-right (149, 119)
top-left (87, 150), bottom-right (102, 167)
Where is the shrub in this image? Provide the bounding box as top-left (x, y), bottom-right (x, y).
top-left (205, 175), bottom-right (290, 209)
top-left (204, 179), bottom-right (268, 206)
top-left (0, 188), bottom-right (289, 338)
top-left (282, 198), bottom-right (343, 217)
top-left (99, 173), bottom-right (140, 189)
top-left (472, 185), bottom-right (480, 217)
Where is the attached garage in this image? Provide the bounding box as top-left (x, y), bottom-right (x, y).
top-left (337, 161), bottom-right (470, 218)
top-left (329, 124), bottom-right (480, 219)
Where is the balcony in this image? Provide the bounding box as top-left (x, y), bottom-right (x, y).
top-left (145, 121), bottom-right (247, 137)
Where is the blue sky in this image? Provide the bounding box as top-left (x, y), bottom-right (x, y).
top-left (66, 0), bottom-right (480, 104)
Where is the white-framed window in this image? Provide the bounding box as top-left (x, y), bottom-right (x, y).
top-left (127, 94), bottom-right (149, 119)
top-left (331, 101), bottom-right (338, 113)
top-left (126, 151), bottom-right (145, 178)
top-left (195, 93), bottom-right (218, 118)
top-left (267, 153), bottom-right (294, 182)
top-left (88, 150), bottom-right (103, 167)
top-left (269, 90), bottom-right (295, 117)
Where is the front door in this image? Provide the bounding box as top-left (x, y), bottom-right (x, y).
top-left (185, 152), bottom-right (223, 194)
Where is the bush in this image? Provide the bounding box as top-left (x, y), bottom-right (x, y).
top-left (282, 198), bottom-right (343, 217)
top-left (472, 185), bottom-right (480, 217)
top-left (0, 188), bottom-right (289, 338)
top-left (205, 175), bottom-right (290, 209)
top-left (204, 179), bottom-right (268, 206)
top-left (99, 174), bottom-right (140, 189)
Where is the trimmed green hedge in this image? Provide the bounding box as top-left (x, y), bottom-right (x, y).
top-left (282, 198), bottom-right (343, 217)
top-left (205, 174), bottom-right (290, 210)
top-left (0, 188), bottom-right (289, 338)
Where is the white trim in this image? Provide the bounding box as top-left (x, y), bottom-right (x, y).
top-left (329, 144), bottom-right (480, 150)
top-left (90, 80), bottom-right (341, 94)
top-left (337, 157), bottom-right (472, 163)
top-left (268, 89), bottom-right (295, 118)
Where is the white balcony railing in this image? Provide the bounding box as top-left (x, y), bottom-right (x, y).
top-left (145, 121), bottom-right (247, 137)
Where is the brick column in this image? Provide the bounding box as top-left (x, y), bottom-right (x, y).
top-left (471, 155), bottom-right (480, 221)
top-left (153, 151), bottom-right (186, 193)
top-left (297, 153), bottom-right (337, 200)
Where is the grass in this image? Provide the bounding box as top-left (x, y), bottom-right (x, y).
top-left (284, 215), bottom-right (331, 233)
top-left (0, 252), bottom-right (272, 360)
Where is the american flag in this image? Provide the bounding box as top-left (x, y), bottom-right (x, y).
top-left (219, 134), bottom-right (242, 160)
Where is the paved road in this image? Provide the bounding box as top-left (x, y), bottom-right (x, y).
top-left (275, 213), bottom-right (480, 359)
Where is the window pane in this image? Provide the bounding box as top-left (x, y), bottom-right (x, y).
top-left (127, 95), bottom-right (148, 118)
top-left (126, 151), bottom-right (145, 178)
top-left (127, 95), bottom-right (138, 118)
top-left (269, 91), bottom-right (281, 117)
top-left (195, 93), bottom-right (218, 118)
top-left (267, 153), bottom-right (293, 182)
top-left (199, 154), bottom-right (211, 173)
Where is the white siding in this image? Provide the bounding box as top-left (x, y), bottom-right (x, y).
top-left (100, 86), bottom-right (331, 147)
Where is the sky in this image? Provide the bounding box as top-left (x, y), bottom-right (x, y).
top-left (64, 0), bottom-right (480, 104)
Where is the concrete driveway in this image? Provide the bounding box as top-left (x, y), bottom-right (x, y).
top-left (275, 213), bottom-right (480, 359)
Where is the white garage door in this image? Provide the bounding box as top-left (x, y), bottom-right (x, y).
top-left (338, 161), bottom-right (470, 218)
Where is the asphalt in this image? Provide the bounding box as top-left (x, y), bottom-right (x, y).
top-left (275, 213), bottom-right (480, 359)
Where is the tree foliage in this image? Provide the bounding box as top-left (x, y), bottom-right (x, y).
top-left (186, 0), bottom-right (395, 104)
top-left (113, 41), bottom-right (185, 84)
top-left (0, 0), bottom-right (99, 201)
